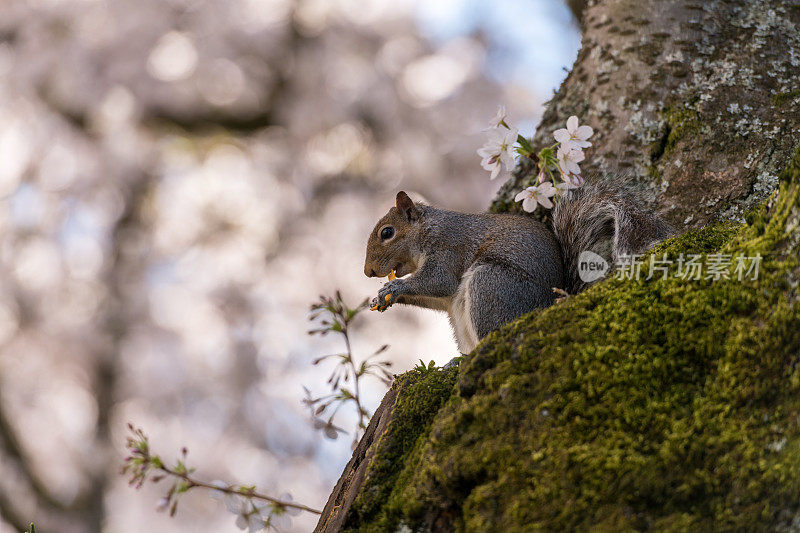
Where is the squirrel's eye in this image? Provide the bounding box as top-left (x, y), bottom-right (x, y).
top-left (380, 226), bottom-right (395, 240)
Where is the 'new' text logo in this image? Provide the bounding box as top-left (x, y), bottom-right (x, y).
top-left (577, 250), bottom-right (609, 283)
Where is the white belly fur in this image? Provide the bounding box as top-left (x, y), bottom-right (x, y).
top-left (448, 266), bottom-right (479, 354)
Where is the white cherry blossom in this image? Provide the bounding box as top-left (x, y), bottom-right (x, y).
top-left (222, 493), bottom-right (248, 515)
top-left (264, 495), bottom-right (300, 531)
top-left (477, 126), bottom-right (518, 179)
top-left (562, 172), bottom-right (584, 189)
top-left (486, 105), bottom-right (507, 129)
top-left (210, 483), bottom-right (267, 532)
top-left (555, 173), bottom-right (583, 196)
top-left (209, 483), bottom-right (247, 517)
top-left (209, 482), bottom-right (304, 532)
top-left (210, 480), bottom-right (230, 499)
top-left (235, 502), bottom-right (267, 533)
top-left (278, 493), bottom-right (302, 517)
top-left (267, 508), bottom-right (293, 532)
top-left (553, 115), bottom-right (593, 150)
top-left (514, 182), bottom-right (557, 212)
top-left (556, 145), bottom-right (584, 175)
top-left (554, 181), bottom-right (571, 197)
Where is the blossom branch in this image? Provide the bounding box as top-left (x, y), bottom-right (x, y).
top-left (122, 424), bottom-right (318, 532)
top-left (478, 106), bottom-right (595, 213)
top-left (156, 459), bottom-right (321, 515)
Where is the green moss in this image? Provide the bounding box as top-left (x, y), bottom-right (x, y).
top-left (342, 366), bottom-right (458, 531)
top-left (663, 106), bottom-right (704, 155)
top-left (646, 164), bottom-right (662, 182)
top-left (772, 90), bottom-right (800, 107)
top-left (650, 221), bottom-right (742, 256)
top-left (489, 198), bottom-right (513, 214)
top-left (344, 144), bottom-right (800, 531)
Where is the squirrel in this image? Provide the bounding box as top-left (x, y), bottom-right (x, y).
top-left (363, 185), bottom-right (673, 353)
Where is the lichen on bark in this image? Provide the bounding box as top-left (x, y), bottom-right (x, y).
top-left (493, 0), bottom-right (800, 230)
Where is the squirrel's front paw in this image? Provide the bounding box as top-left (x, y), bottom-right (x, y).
top-left (372, 280), bottom-right (405, 312)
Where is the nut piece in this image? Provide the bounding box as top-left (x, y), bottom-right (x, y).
top-left (371, 293), bottom-right (393, 311)
top-left (388, 269), bottom-right (396, 281)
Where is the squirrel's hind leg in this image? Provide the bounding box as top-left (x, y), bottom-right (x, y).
top-left (465, 262), bottom-right (557, 342)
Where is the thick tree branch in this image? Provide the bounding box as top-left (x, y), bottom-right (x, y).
top-left (0, 398), bottom-right (69, 513)
top-left (84, 173), bottom-right (155, 532)
top-left (0, 487), bottom-right (31, 533)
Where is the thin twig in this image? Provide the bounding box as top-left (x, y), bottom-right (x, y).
top-left (156, 464), bottom-right (322, 515)
top-left (123, 425), bottom-right (321, 518)
top-left (342, 330), bottom-right (365, 429)
top-left (306, 293), bottom-right (392, 446)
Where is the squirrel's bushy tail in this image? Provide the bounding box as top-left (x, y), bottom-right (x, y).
top-left (552, 182), bottom-right (674, 294)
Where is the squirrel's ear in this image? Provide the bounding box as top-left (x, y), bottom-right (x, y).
top-left (396, 191), bottom-right (420, 222)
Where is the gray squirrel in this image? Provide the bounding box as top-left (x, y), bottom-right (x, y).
top-left (363, 185), bottom-right (673, 353)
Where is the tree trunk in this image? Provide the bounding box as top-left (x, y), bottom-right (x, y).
top-left (494, 0), bottom-right (800, 230)
top-left (316, 0), bottom-right (800, 531)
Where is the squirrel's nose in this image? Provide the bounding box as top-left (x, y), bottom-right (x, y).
top-left (365, 265), bottom-right (377, 277)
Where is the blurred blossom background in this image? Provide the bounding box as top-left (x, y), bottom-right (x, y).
top-left (0, 0), bottom-right (579, 531)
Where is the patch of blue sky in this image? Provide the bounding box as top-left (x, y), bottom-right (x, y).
top-left (415, 0), bottom-right (581, 97)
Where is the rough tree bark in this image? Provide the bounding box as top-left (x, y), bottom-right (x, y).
top-left (316, 0), bottom-right (800, 531)
top-left (565, 0), bottom-right (588, 25)
top-left (495, 0), bottom-right (800, 229)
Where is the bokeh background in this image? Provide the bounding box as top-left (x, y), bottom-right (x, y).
top-left (0, 1), bottom-right (579, 531)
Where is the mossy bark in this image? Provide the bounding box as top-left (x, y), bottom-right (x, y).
top-left (316, 0), bottom-right (800, 530)
top-left (316, 368), bottom-right (459, 532)
top-left (318, 145), bottom-right (800, 532)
